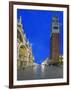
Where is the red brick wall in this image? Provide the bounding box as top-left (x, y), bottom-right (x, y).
top-left (51, 33), bottom-right (59, 63)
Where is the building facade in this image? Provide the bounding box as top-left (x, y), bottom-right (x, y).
top-left (17, 17), bottom-right (34, 69)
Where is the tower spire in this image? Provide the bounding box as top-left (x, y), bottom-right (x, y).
top-left (19, 16), bottom-right (22, 24)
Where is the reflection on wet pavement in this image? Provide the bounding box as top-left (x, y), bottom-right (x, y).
top-left (17, 64), bottom-right (63, 80)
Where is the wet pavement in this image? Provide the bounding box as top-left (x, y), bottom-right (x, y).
top-left (17, 64), bottom-right (63, 80)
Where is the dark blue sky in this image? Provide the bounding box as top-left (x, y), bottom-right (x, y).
top-left (17, 9), bottom-right (63, 64)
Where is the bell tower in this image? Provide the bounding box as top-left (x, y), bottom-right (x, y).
top-left (50, 16), bottom-right (60, 64)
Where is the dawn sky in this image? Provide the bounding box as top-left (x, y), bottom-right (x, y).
top-left (17, 9), bottom-right (63, 64)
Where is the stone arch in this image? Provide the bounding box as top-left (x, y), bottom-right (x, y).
top-left (18, 43), bottom-right (30, 68)
top-left (18, 43), bottom-right (30, 61)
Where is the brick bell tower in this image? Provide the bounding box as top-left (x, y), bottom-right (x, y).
top-left (50, 16), bottom-right (60, 64)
